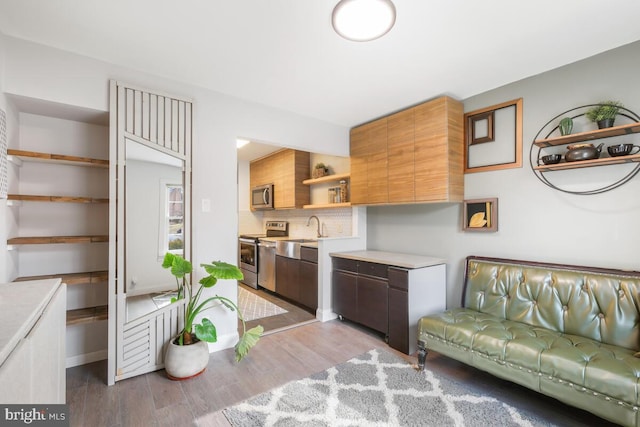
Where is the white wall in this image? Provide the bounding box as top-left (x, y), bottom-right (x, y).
top-left (0, 34), bottom-right (20, 283)
top-left (367, 40), bottom-right (640, 307)
top-left (1, 34), bottom-right (349, 351)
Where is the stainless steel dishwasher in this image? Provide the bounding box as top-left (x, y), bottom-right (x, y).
top-left (257, 239), bottom-right (276, 291)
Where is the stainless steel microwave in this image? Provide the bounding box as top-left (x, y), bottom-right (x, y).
top-left (251, 183), bottom-right (274, 210)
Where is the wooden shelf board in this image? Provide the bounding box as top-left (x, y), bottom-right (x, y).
top-left (66, 305), bottom-right (108, 326)
top-left (534, 153), bottom-right (640, 171)
top-left (303, 172), bottom-right (350, 185)
top-left (534, 122), bottom-right (640, 147)
top-left (7, 235), bottom-right (109, 245)
top-left (8, 194), bottom-right (109, 203)
top-left (14, 270), bottom-right (108, 285)
top-left (303, 202), bottom-right (351, 209)
top-left (7, 149), bottom-right (109, 168)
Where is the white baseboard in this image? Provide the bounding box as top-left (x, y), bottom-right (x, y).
top-left (66, 349), bottom-right (108, 368)
top-left (316, 308), bottom-right (338, 322)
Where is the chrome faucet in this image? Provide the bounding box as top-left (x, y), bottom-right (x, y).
top-left (307, 215), bottom-right (322, 238)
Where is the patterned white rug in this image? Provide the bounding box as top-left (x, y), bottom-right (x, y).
top-left (238, 286), bottom-right (287, 322)
top-left (223, 348), bottom-right (556, 426)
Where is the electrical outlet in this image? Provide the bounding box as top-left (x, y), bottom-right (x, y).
top-left (202, 198), bottom-right (211, 212)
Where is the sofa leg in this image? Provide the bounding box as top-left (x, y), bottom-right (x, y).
top-left (417, 345), bottom-right (428, 371)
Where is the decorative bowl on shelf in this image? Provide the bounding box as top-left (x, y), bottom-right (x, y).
top-left (607, 143), bottom-right (640, 157)
top-left (540, 154), bottom-right (561, 165)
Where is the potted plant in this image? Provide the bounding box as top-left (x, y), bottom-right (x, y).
top-left (312, 162), bottom-right (329, 179)
top-left (162, 252), bottom-right (263, 380)
top-left (585, 101), bottom-right (623, 129)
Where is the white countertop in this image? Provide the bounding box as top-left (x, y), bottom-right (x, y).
top-left (0, 279), bottom-right (62, 366)
top-left (329, 250), bottom-right (446, 269)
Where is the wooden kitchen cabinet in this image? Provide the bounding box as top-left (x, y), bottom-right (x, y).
top-left (387, 265), bottom-right (446, 354)
top-left (349, 96), bottom-right (463, 205)
top-left (414, 97), bottom-right (464, 202)
top-left (331, 258), bottom-right (389, 335)
top-left (299, 246), bottom-right (318, 310)
top-left (349, 117), bottom-right (388, 205)
top-left (275, 255), bottom-right (299, 302)
top-left (387, 108), bottom-right (415, 203)
top-left (250, 148), bottom-right (310, 209)
top-left (276, 247), bottom-right (318, 311)
top-left (332, 252), bottom-right (446, 355)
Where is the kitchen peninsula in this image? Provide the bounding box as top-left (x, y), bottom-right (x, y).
top-left (330, 250), bottom-right (446, 354)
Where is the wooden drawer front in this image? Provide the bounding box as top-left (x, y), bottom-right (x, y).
top-left (333, 257), bottom-right (357, 273)
top-left (357, 276), bottom-right (388, 334)
top-left (388, 267), bottom-right (409, 291)
top-left (358, 261), bottom-right (388, 279)
top-left (300, 246), bottom-right (318, 263)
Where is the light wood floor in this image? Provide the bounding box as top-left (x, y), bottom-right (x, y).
top-left (67, 320), bottom-right (615, 427)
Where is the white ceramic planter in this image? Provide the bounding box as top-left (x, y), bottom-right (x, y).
top-left (164, 337), bottom-right (210, 380)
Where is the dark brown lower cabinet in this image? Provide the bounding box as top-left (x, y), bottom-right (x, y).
top-left (388, 268), bottom-right (409, 353)
top-left (331, 258), bottom-right (388, 335)
top-left (275, 255), bottom-right (299, 302)
top-left (275, 246), bottom-right (318, 311)
top-left (299, 261), bottom-right (317, 309)
top-left (332, 269), bottom-right (358, 321)
top-left (332, 255), bottom-right (446, 355)
top-left (357, 275), bottom-right (388, 333)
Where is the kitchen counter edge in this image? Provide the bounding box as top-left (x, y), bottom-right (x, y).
top-left (329, 250), bottom-right (446, 269)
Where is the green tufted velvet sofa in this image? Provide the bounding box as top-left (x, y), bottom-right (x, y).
top-left (418, 256), bottom-right (640, 426)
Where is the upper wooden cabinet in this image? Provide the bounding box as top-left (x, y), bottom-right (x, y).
top-left (250, 149), bottom-right (310, 210)
top-left (350, 96), bottom-right (464, 205)
top-left (350, 117), bottom-right (388, 205)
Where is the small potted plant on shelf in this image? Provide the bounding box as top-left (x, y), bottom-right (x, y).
top-left (162, 252), bottom-right (263, 380)
top-left (585, 101), bottom-right (623, 129)
top-left (312, 162), bottom-right (330, 179)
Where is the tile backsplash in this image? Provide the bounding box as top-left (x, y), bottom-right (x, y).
top-left (239, 207), bottom-right (353, 238)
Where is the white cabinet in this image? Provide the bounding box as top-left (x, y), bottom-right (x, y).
top-left (0, 279), bottom-right (66, 403)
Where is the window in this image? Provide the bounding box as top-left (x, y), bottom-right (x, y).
top-left (160, 182), bottom-right (184, 255)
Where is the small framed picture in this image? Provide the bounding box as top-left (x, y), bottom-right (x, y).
top-left (463, 198), bottom-right (498, 232)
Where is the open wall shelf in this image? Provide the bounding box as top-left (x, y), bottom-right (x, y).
top-left (7, 149), bottom-right (109, 168)
top-left (14, 271), bottom-right (108, 285)
top-left (530, 105), bottom-right (640, 194)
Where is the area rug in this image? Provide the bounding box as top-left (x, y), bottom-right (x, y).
top-left (223, 348), bottom-right (556, 427)
top-left (238, 287), bottom-right (287, 322)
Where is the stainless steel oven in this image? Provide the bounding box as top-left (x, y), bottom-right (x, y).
top-left (238, 221), bottom-right (288, 290)
top-left (239, 235), bottom-right (261, 288)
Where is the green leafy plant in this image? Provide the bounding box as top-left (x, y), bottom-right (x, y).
top-left (162, 252), bottom-right (262, 361)
top-left (585, 101), bottom-right (623, 122)
top-left (314, 162), bottom-right (327, 170)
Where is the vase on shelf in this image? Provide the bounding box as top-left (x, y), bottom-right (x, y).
top-left (559, 117), bottom-right (573, 136)
top-left (597, 118), bottom-right (615, 129)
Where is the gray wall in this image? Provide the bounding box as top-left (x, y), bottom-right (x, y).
top-left (367, 41), bottom-right (640, 307)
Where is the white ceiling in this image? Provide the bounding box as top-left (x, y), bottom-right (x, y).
top-left (2, 1), bottom-right (640, 129)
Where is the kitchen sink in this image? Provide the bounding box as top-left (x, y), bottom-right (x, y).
top-left (276, 239), bottom-right (317, 259)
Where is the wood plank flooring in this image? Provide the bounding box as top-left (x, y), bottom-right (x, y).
top-left (67, 319), bottom-right (615, 427)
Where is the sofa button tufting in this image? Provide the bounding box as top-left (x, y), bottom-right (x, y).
top-left (598, 313), bottom-right (605, 319)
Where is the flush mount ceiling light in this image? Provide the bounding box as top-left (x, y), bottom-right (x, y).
top-left (236, 138), bottom-right (250, 148)
top-left (332, 0), bottom-right (396, 42)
